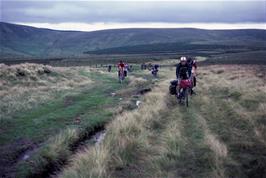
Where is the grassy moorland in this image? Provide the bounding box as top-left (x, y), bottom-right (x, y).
top-left (0, 63), bottom-right (155, 178)
top-left (57, 65), bottom-right (266, 178)
top-left (1, 60), bottom-right (266, 178)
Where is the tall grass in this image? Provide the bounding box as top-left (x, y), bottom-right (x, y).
top-left (59, 65), bottom-right (266, 178)
top-left (59, 71), bottom-right (170, 178)
top-left (2, 63), bottom-right (265, 178)
top-left (0, 63), bottom-right (92, 121)
top-left (1, 65), bottom-right (158, 178)
top-left (196, 65), bottom-right (266, 177)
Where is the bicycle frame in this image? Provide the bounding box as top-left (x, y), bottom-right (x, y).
top-left (177, 78), bottom-right (192, 107)
top-left (118, 68), bottom-right (125, 83)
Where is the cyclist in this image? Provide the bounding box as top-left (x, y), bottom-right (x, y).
top-left (124, 63), bottom-right (129, 77)
top-left (187, 57), bottom-right (197, 94)
top-left (117, 60), bottom-right (125, 79)
top-left (176, 56), bottom-right (191, 98)
top-left (108, 64), bottom-right (112, 72)
top-left (152, 64), bottom-right (159, 77)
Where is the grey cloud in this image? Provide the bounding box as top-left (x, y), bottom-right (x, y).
top-left (1, 1), bottom-right (266, 23)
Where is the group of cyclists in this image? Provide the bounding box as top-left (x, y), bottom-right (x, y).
top-left (111, 61), bottom-right (161, 81)
top-left (108, 56), bottom-right (197, 105)
top-left (141, 63), bottom-right (160, 77)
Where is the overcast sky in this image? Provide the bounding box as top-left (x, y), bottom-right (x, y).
top-left (1, 0), bottom-right (266, 31)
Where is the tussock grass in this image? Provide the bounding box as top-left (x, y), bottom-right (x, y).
top-left (59, 76), bottom-right (170, 178)
top-left (0, 63), bottom-right (53, 80)
top-left (196, 65), bottom-right (266, 177)
top-left (1, 64), bottom-right (136, 178)
top-left (128, 76), bottom-right (147, 87)
top-left (2, 63), bottom-right (265, 178)
top-left (1, 64), bottom-right (160, 178)
top-left (0, 63), bottom-right (92, 121)
top-left (147, 109), bottom-right (185, 178)
top-left (59, 65), bottom-right (266, 178)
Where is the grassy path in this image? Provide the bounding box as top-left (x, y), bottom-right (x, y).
top-left (1, 70), bottom-right (120, 145)
top-left (57, 65), bottom-right (266, 178)
top-left (12, 68), bottom-right (157, 177)
top-left (57, 69), bottom-right (216, 178)
top-left (1, 66), bottom-right (156, 178)
top-left (3, 65), bottom-right (265, 178)
top-left (11, 70), bottom-right (125, 178)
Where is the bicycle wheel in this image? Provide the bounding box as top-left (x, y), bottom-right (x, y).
top-left (185, 88), bottom-right (189, 107)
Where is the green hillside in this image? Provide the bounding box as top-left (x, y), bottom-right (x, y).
top-left (1, 22), bottom-right (266, 59)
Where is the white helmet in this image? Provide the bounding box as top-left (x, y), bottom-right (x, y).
top-left (180, 56), bottom-right (187, 62)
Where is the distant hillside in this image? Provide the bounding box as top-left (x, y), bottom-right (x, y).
top-left (1, 22), bottom-right (266, 59)
top-left (84, 42), bottom-right (265, 55)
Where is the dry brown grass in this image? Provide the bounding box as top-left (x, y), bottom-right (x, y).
top-left (199, 65), bottom-right (266, 144)
top-left (58, 73), bottom-right (170, 178)
top-left (197, 65), bottom-right (266, 177)
top-left (37, 64), bottom-right (266, 178)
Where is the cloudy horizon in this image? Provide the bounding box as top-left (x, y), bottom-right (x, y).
top-left (10, 22), bottom-right (266, 32)
top-left (1, 0), bottom-right (266, 31)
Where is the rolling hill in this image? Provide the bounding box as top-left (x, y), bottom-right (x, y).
top-left (0, 22), bottom-right (266, 59)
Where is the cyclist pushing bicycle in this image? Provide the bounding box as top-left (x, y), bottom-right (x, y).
top-left (176, 57), bottom-right (192, 99)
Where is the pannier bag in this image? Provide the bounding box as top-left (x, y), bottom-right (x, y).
top-left (170, 79), bottom-right (178, 86)
top-left (169, 80), bottom-right (178, 95)
top-left (180, 79), bottom-right (192, 89)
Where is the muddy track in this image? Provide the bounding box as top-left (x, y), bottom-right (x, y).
top-left (26, 125), bottom-right (105, 178)
top-left (0, 140), bottom-right (37, 178)
top-left (26, 88), bottom-right (154, 178)
top-left (0, 126), bottom-right (105, 178)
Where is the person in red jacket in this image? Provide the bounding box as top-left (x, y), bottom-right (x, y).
top-left (117, 60), bottom-right (125, 69)
top-left (117, 60), bottom-right (125, 78)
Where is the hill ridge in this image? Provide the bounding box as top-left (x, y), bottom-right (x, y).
top-left (1, 22), bottom-right (266, 59)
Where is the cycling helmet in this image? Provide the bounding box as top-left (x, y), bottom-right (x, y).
top-left (180, 56), bottom-right (187, 62)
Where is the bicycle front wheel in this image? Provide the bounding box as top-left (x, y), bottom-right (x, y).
top-left (185, 89), bottom-right (189, 107)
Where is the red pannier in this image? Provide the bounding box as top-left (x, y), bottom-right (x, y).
top-left (180, 79), bottom-right (192, 89)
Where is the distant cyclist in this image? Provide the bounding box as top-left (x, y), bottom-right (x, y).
top-left (148, 63), bottom-right (153, 71)
top-left (151, 64), bottom-right (159, 77)
top-left (117, 60), bottom-right (125, 82)
top-left (129, 65), bottom-right (133, 72)
top-left (108, 64), bottom-right (112, 72)
top-left (124, 63), bottom-right (129, 77)
top-left (141, 63), bottom-right (145, 70)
